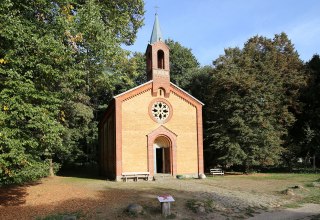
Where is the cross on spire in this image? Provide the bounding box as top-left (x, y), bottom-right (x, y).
top-left (155, 5), bottom-right (159, 14)
top-left (155, 0), bottom-right (159, 14)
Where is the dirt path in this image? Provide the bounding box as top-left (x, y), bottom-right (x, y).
top-left (248, 203), bottom-right (320, 220)
top-left (0, 175), bottom-right (319, 219)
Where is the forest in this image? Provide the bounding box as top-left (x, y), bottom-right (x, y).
top-left (0, 0), bottom-right (319, 185)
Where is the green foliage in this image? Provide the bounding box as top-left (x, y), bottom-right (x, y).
top-left (36, 211), bottom-right (83, 220)
top-left (288, 55), bottom-right (320, 167)
top-left (0, 160), bottom-right (59, 186)
top-left (186, 199), bottom-right (215, 213)
top-left (165, 39), bottom-right (200, 85)
top-left (112, 52), bottom-right (147, 94)
top-left (205, 33), bottom-right (306, 171)
top-left (0, 0), bottom-right (144, 185)
top-left (179, 66), bottom-right (213, 100)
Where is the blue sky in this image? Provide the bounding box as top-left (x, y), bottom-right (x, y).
top-left (124, 0), bottom-right (320, 66)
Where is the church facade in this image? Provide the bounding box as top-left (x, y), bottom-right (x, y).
top-left (98, 14), bottom-right (204, 181)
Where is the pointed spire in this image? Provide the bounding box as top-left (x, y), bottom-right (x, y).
top-left (150, 13), bottom-right (163, 44)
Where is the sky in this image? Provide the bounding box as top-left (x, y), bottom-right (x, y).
top-left (124, 0), bottom-right (320, 66)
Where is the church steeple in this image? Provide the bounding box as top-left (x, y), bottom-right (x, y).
top-left (146, 13), bottom-right (170, 98)
top-left (150, 13), bottom-right (163, 43)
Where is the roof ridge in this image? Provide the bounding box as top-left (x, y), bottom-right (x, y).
top-left (114, 81), bottom-right (152, 98)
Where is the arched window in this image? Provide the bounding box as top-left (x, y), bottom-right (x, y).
top-left (159, 88), bottom-right (163, 96)
top-left (157, 50), bottom-right (165, 69)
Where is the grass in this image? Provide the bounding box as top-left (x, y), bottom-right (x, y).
top-left (206, 172), bottom-right (320, 210)
top-left (283, 203), bottom-right (303, 209)
top-left (206, 173), bottom-right (319, 182)
top-left (302, 191), bottom-right (320, 204)
top-left (238, 173), bottom-right (319, 181)
top-left (36, 211), bottom-right (82, 220)
top-left (305, 183), bottom-right (315, 187)
top-left (244, 207), bottom-right (256, 217)
top-left (281, 175), bottom-right (320, 208)
top-left (58, 176), bottom-right (105, 184)
top-left (300, 178), bottom-right (320, 204)
top-left (186, 198), bottom-right (215, 213)
top-left (186, 199), bottom-right (198, 213)
top-left (283, 189), bottom-right (320, 208)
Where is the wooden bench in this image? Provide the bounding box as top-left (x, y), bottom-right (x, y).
top-left (210, 168), bottom-right (224, 176)
top-left (122, 172), bottom-right (150, 182)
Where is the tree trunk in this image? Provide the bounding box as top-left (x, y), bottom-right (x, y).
top-left (49, 159), bottom-right (54, 177)
top-left (313, 154), bottom-right (316, 171)
top-left (243, 160), bottom-right (250, 174)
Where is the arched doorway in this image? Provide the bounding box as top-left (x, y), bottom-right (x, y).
top-left (147, 126), bottom-right (177, 177)
top-left (153, 136), bottom-right (171, 174)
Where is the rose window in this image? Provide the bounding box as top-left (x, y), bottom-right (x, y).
top-left (151, 101), bottom-right (170, 121)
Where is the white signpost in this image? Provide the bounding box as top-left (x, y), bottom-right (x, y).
top-left (157, 195), bottom-right (175, 217)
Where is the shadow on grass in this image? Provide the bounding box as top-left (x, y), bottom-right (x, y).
top-left (0, 182), bottom-right (40, 206)
top-left (56, 164), bottom-right (105, 180)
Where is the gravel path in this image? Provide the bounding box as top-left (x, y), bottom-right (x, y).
top-left (130, 178), bottom-right (289, 219)
top-left (155, 178), bottom-right (284, 208)
top-left (248, 203), bottom-right (320, 220)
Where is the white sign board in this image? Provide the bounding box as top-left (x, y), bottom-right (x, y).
top-left (157, 195), bottom-right (175, 203)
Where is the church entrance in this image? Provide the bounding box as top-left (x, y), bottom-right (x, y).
top-left (154, 136), bottom-right (171, 174)
top-left (147, 126), bottom-right (177, 177)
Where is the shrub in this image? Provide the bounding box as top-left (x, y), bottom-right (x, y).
top-left (0, 159), bottom-right (60, 186)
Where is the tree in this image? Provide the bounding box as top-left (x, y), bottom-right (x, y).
top-left (0, 0), bottom-right (144, 184)
top-left (205, 33), bottom-right (306, 171)
top-left (58, 0), bottom-right (145, 164)
top-left (0, 0), bottom-right (74, 184)
top-left (165, 39), bottom-right (199, 85)
top-left (112, 52), bottom-right (147, 95)
top-left (179, 66), bottom-right (213, 101)
top-left (289, 55), bottom-right (320, 168)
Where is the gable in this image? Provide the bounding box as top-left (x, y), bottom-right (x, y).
top-left (114, 81), bottom-right (203, 107)
top-left (114, 81), bottom-right (153, 101)
top-left (120, 82), bottom-right (200, 174)
top-left (99, 80), bottom-right (204, 128)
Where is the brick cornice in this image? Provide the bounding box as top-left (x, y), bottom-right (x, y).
top-left (115, 81), bottom-right (153, 102)
top-left (170, 83), bottom-right (204, 108)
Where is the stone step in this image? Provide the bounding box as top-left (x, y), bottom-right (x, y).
top-left (153, 174), bottom-right (175, 181)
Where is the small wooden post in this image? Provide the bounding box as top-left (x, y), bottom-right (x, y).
top-left (157, 195), bottom-right (174, 217)
top-left (161, 202), bottom-right (171, 217)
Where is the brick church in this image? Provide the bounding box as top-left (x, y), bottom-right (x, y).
top-left (99, 14), bottom-right (204, 181)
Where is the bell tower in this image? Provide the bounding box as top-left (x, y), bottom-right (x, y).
top-left (146, 13), bottom-right (170, 97)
